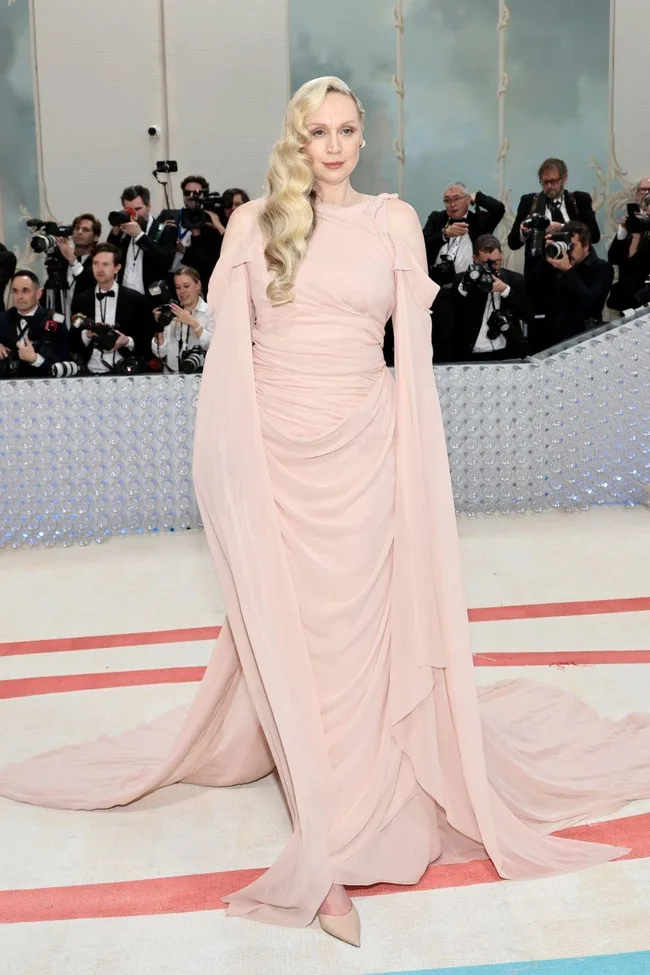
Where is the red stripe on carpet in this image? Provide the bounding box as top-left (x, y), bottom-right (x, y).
top-left (1, 811), bottom-right (648, 924)
top-left (473, 650), bottom-right (650, 667)
top-left (469, 596), bottom-right (650, 622)
top-left (0, 668), bottom-right (206, 700)
top-left (2, 597), bottom-right (648, 658)
top-left (0, 626), bottom-right (221, 657)
top-left (2, 650), bottom-right (650, 699)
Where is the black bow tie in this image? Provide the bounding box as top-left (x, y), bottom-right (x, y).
top-left (96, 290), bottom-right (115, 300)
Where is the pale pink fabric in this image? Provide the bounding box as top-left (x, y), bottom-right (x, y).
top-left (2, 194), bottom-right (650, 928)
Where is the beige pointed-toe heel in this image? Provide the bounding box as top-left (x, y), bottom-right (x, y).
top-left (318, 903), bottom-right (361, 947)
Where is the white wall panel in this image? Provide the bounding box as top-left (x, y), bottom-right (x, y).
top-left (31, 0), bottom-right (289, 227)
top-left (32, 0), bottom-right (163, 225)
top-left (612, 0), bottom-right (650, 183)
top-left (162, 0), bottom-right (289, 203)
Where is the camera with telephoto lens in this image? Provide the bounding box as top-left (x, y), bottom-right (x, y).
top-left (462, 260), bottom-right (497, 294)
top-left (50, 354), bottom-right (85, 379)
top-left (430, 255), bottom-right (457, 290)
top-left (179, 347), bottom-right (205, 374)
top-left (107, 206), bottom-right (138, 227)
top-left (486, 308), bottom-right (514, 342)
top-left (180, 186), bottom-right (223, 231)
top-left (626, 203), bottom-right (650, 235)
top-left (545, 231), bottom-right (573, 261)
top-left (149, 279), bottom-right (175, 328)
top-left (71, 313), bottom-right (119, 352)
top-left (113, 355), bottom-right (146, 375)
top-left (27, 218), bottom-right (73, 255)
top-left (522, 212), bottom-right (551, 260)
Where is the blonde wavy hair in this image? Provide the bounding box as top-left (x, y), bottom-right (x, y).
top-left (259, 76), bottom-right (365, 305)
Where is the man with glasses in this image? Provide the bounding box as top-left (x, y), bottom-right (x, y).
top-left (164, 174), bottom-right (224, 293)
top-left (423, 182), bottom-right (505, 361)
top-left (508, 158), bottom-right (600, 278)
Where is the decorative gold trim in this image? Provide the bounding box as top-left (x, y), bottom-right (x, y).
top-left (497, 1), bottom-right (515, 245)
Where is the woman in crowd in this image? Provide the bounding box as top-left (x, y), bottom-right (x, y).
top-left (152, 265), bottom-right (214, 372)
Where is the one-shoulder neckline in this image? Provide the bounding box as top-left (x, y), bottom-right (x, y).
top-left (317, 192), bottom-right (395, 210)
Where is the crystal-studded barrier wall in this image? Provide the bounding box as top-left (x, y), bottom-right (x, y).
top-left (1, 314), bottom-right (649, 549)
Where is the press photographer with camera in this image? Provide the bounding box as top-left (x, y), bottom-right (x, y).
top-left (108, 185), bottom-right (176, 297)
top-left (46, 213), bottom-right (101, 323)
top-left (508, 158), bottom-right (601, 278)
top-left (449, 234), bottom-right (529, 362)
top-left (0, 270), bottom-right (67, 378)
top-left (165, 175), bottom-right (225, 294)
top-left (151, 265), bottom-right (214, 373)
top-left (422, 182), bottom-right (505, 361)
top-left (607, 187), bottom-right (650, 312)
top-left (71, 243), bottom-right (154, 375)
top-left (527, 221), bottom-right (614, 353)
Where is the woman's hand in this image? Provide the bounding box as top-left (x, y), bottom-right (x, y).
top-left (170, 302), bottom-right (198, 328)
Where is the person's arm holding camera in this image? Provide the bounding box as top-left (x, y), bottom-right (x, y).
top-left (122, 219), bottom-right (176, 278)
top-left (507, 195), bottom-right (533, 251)
top-left (548, 249), bottom-right (614, 319)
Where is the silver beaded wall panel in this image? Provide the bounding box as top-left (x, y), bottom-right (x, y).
top-left (1, 313), bottom-right (649, 549)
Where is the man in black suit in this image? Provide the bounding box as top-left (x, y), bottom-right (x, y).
top-left (46, 213), bottom-right (101, 324)
top-left (0, 270), bottom-right (67, 378)
top-left (0, 242), bottom-right (17, 312)
top-left (607, 190), bottom-right (650, 312)
top-left (107, 184), bottom-right (176, 299)
top-left (508, 158), bottom-right (601, 279)
top-left (71, 243), bottom-right (154, 374)
top-left (423, 182), bottom-right (505, 278)
top-left (527, 222), bottom-right (614, 354)
top-left (447, 234), bottom-right (529, 362)
top-left (423, 183), bottom-right (505, 361)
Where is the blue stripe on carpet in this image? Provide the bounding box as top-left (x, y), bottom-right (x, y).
top-left (368, 951), bottom-right (650, 975)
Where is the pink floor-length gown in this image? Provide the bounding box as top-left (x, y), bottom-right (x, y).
top-left (2, 194), bottom-right (650, 928)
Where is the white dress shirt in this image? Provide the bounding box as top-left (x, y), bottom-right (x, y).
top-left (151, 296), bottom-right (214, 372)
top-left (122, 214), bottom-right (154, 294)
top-left (81, 281), bottom-right (134, 374)
top-left (436, 212), bottom-right (474, 274)
top-left (457, 283), bottom-right (511, 354)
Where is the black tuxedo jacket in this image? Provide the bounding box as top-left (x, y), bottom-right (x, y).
top-left (0, 305), bottom-right (68, 377)
top-left (450, 267), bottom-right (530, 360)
top-left (423, 191), bottom-right (506, 272)
top-left (607, 233), bottom-right (650, 310)
top-left (527, 250), bottom-right (614, 352)
top-left (0, 243), bottom-right (17, 312)
top-left (108, 217), bottom-right (177, 293)
top-left (71, 284), bottom-right (154, 360)
top-left (508, 190), bottom-right (601, 276)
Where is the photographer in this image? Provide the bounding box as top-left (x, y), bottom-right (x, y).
top-left (0, 271), bottom-right (67, 378)
top-left (508, 158), bottom-right (601, 278)
top-left (108, 185), bottom-right (176, 297)
top-left (607, 190), bottom-right (650, 312)
top-left (71, 243), bottom-right (153, 375)
top-left (165, 175), bottom-right (225, 294)
top-left (152, 265), bottom-right (214, 373)
top-left (47, 213), bottom-right (101, 323)
top-left (450, 234), bottom-right (529, 362)
top-left (528, 221), bottom-right (614, 353)
top-left (423, 183), bottom-right (505, 362)
top-left (423, 182), bottom-right (505, 280)
top-left (0, 242), bottom-right (17, 312)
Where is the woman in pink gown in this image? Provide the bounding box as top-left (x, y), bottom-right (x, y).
top-left (2, 76), bottom-right (650, 947)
